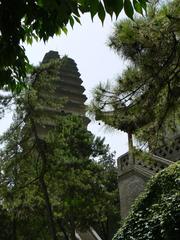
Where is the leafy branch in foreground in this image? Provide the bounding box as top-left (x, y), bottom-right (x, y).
top-left (0, 0), bottom-right (148, 91)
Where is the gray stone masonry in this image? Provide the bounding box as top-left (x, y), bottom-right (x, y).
top-left (117, 150), bottom-right (174, 219)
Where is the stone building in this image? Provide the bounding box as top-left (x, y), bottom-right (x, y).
top-left (117, 134), bottom-right (180, 219)
top-left (33, 51), bottom-right (89, 136)
top-left (42, 51), bottom-right (87, 116)
top-left (33, 51), bottom-right (101, 240)
top-left (94, 110), bottom-right (180, 219)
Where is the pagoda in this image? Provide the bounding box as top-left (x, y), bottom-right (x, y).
top-left (32, 51), bottom-right (101, 240)
top-left (33, 51), bottom-right (89, 135)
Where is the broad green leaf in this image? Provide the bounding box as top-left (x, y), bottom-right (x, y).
top-left (62, 26), bottom-right (68, 35)
top-left (138, 0), bottom-right (147, 11)
top-left (114, 0), bottom-right (124, 18)
top-left (90, 0), bottom-right (99, 20)
top-left (74, 16), bottom-right (81, 25)
top-left (70, 1), bottom-right (81, 17)
top-left (133, 0), bottom-right (143, 14)
top-left (69, 16), bottom-right (75, 28)
top-left (103, 0), bottom-right (114, 17)
top-left (55, 28), bottom-right (62, 35)
top-left (103, 0), bottom-right (123, 18)
top-left (98, 2), bottom-right (106, 23)
top-left (124, 0), bottom-right (134, 20)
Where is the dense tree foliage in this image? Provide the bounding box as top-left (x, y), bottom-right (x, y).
top-left (90, 0), bottom-right (180, 148)
top-left (0, 60), bottom-right (120, 240)
top-left (0, 0), bottom-right (148, 91)
top-left (113, 162), bottom-right (180, 240)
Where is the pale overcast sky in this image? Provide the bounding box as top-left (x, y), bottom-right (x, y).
top-left (0, 13), bottom-right (128, 157)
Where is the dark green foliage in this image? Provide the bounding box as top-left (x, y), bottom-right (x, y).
top-left (0, 207), bottom-right (13, 239)
top-left (0, 115), bottom-right (120, 239)
top-left (0, 59), bottom-right (120, 239)
top-left (90, 0), bottom-right (180, 147)
top-left (114, 161), bottom-right (180, 240)
top-left (0, 0), bottom-right (147, 91)
top-left (124, 0), bottom-right (134, 19)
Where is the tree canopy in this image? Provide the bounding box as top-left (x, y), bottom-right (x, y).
top-left (0, 0), bottom-right (148, 91)
top-left (0, 59), bottom-right (120, 240)
top-left (90, 0), bottom-right (180, 148)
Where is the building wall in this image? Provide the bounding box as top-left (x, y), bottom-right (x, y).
top-left (118, 171), bottom-right (147, 219)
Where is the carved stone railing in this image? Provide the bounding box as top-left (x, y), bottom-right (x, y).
top-left (153, 135), bottom-right (180, 161)
top-left (117, 151), bottom-right (174, 219)
top-left (117, 152), bottom-right (173, 177)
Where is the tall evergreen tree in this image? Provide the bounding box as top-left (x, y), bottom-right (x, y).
top-left (0, 59), bottom-right (120, 240)
top-left (90, 0), bottom-right (180, 149)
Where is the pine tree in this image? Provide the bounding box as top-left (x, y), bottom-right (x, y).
top-left (90, 0), bottom-right (180, 149)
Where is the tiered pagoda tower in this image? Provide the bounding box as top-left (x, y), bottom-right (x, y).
top-left (32, 51), bottom-right (101, 240)
top-left (33, 51), bottom-right (89, 135)
top-left (42, 51), bottom-right (87, 116)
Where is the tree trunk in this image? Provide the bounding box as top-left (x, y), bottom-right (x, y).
top-left (69, 218), bottom-right (76, 240)
top-left (128, 132), bottom-right (134, 165)
top-left (39, 177), bottom-right (58, 240)
top-left (70, 229), bottom-right (76, 240)
top-left (101, 222), bottom-right (108, 240)
top-left (30, 117), bottom-right (58, 240)
top-left (57, 220), bottom-right (70, 240)
top-left (12, 214), bottom-right (17, 240)
top-left (105, 218), bottom-right (109, 240)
